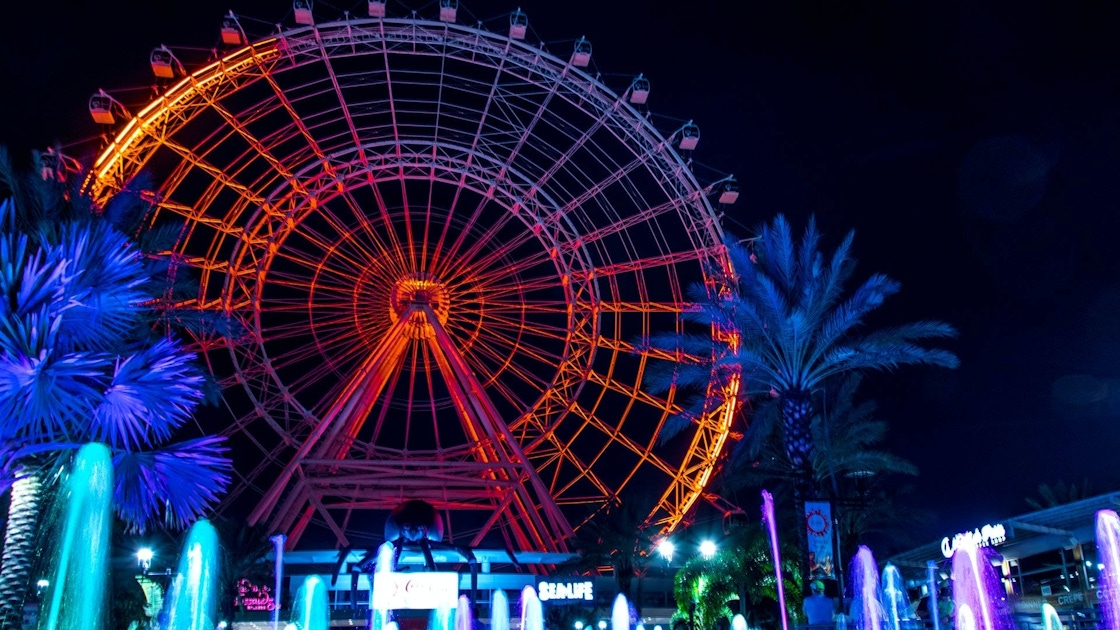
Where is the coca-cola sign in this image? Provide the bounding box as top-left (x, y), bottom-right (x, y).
top-left (372, 572), bottom-right (459, 610)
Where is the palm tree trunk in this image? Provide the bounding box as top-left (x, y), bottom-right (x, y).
top-left (780, 392), bottom-right (816, 597)
top-left (0, 470), bottom-right (43, 627)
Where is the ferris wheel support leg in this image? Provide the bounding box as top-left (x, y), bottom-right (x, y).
top-left (424, 306), bottom-right (573, 551)
top-left (247, 314), bottom-right (415, 528)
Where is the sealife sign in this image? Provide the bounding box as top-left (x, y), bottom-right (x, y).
top-left (537, 580), bottom-right (594, 602)
top-left (372, 572), bottom-right (459, 610)
top-left (941, 523), bottom-right (1007, 558)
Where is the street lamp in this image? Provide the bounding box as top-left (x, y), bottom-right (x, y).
top-left (137, 548), bottom-right (154, 574)
top-left (575, 622), bottom-right (584, 630)
top-left (699, 540), bottom-right (717, 560)
top-left (657, 539), bottom-right (675, 563)
top-left (598, 621), bottom-right (608, 630)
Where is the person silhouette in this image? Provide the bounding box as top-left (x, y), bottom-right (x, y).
top-left (803, 580), bottom-right (835, 628)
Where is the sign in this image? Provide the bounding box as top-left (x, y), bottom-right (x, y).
top-left (805, 501), bottom-right (835, 579)
top-left (372, 572), bottom-right (459, 610)
top-left (235, 578), bottom-right (275, 612)
top-left (941, 523), bottom-right (1006, 558)
top-left (537, 580), bottom-right (594, 602)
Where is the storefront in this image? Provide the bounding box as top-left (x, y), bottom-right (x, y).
top-left (888, 490), bottom-right (1120, 614)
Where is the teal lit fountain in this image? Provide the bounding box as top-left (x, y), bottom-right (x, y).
top-left (39, 443), bottom-right (113, 630)
top-left (491, 589), bottom-right (510, 630)
top-left (521, 586), bottom-right (543, 630)
top-left (288, 575), bottom-right (329, 630)
top-left (612, 593), bottom-right (631, 630)
top-left (163, 519), bottom-right (221, 630)
top-left (879, 563), bottom-right (912, 630)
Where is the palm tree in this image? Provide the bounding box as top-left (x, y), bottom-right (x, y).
top-left (648, 214), bottom-right (957, 482)
top-left (645, 214), bottom-right (957, 586)
top-left (1025, 479), bottom-right (1094, 511)
top-left (561, 493), bottom-right (657, 603)
top-left (673, 521), bottom-right (802, 630)
top-left (0, 155), bottom-right (232, 625)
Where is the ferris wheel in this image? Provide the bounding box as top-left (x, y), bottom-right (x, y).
top-left (88, 1), bottom-right (740, 552)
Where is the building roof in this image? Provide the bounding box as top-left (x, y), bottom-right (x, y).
top-left (888, 490), bottom-right (1120, 570)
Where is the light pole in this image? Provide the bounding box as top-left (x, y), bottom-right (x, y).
top-left (137, 548), bottom-right (154, 575)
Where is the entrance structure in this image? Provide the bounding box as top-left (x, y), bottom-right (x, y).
top-left (87, 3), bottom-right (740, 552)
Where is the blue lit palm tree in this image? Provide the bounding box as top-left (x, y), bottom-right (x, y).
top-left (646, 214), bottom-right (957, 483)
top-left (0, 157), bottom-right (231, 624)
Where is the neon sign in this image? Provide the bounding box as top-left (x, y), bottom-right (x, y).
top-left (236, 578), bottom-right (277, 611)
top-left (537, 580), bottom-right (594, 602)
top-left (941, 523), bottom-right (1007, 558)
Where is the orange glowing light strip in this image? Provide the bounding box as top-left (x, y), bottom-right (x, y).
top-left (90, 40), bottom-right (282, 198)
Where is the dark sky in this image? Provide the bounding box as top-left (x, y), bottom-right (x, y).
top-left (4, 0), bottom-right (1120, 549)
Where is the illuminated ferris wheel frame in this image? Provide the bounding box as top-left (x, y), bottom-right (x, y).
top-left (89, 5), bottom-right (740, 552)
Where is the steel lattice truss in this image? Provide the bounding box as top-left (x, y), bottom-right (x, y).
top-left (89, 14), bottom-right (739, 551)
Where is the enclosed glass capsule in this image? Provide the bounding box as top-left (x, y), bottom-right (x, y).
top-left (678, 122), bottom-right (700, 151)
top-left (439, 0), bottom-right (457, 23)
top-left (220, 12), bottom-right (245, 46)
top-left (571, 37), bottom-right (592, 67)
top-left (294, 0), bottom-right (314, 25)
top-left (509, 9), bottom-right (528, 40)
top-left (368, 0), bottom-right (386, 17)
top-left (630, 74), bottom-right (650, 105)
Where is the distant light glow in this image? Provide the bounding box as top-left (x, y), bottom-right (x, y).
top-left (575, 622), bottom-right (584, 630)
top-left (700, 540), bottom-right (717, 559)
top-left (598, 621), bottom-right (607, 630)
top-left (36, 579), bottom-right (49, 589)
top-left (657, 540), bottom-right (675, 562)
top-left (137, 548), bottom-right (154, 563)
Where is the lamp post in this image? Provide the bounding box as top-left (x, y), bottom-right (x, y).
top-left (137, 548), bottom-right (154, 575)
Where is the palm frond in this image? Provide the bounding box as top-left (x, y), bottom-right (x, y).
top-left (112, 436), bottom-right (233, 533)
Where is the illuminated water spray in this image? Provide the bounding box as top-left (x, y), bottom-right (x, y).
top-left (1040, 603), bottom-right (1064, 630)
top-left (455, 595), bottom-right (473, 630)
top-left (164, 519), bottom-right (220, 630)
top-left (290, 575), bottom-right (329, 630)
top-left (848, 546), bottom-right (884, 630)
top-left (760, 490), bottom-right (789, 630)
top-left (491, 590), bottom-right (510, 630)
top-left (1097, 509), bottom-right (1120, 630)
top-left (613, 593), bottom-right (631, 630)
top-left (951, 541), bottom-right (1012, 630)
top-left (521, 586), bottom-right (543, 630)
top-left (880, 563), bottom-right (912, 630)
top-left (371, 542), bottom-right (397, 630)
top-left (40, 443), bottom-right (113, 630)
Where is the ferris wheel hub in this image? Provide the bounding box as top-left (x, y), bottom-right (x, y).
top-left (389, 272), bottom-right (450, 339)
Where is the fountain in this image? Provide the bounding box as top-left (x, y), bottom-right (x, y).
top-left (760, 490), bottom-right (790, 630)
top-left (880, 563), bottom-right (912, 630)
top-left (1097, 509), bottom-right (1120, 630)
top-left (455, 595), bottom-right (473, 630)
top-left (951, 541), bottom-right (1013, 630)
top-left (848, 546), bottom-right (885, 630)
top-left (1040, 603), bottom-right (1064, 630)
top-left (39, 443), bottom-right (113, 630)
top-left (371, 541), bottom-right (397, 630)
top-left (492, 589), bottom-right (510, 630)
top-left (731, 614), bottom-right (748, 630)
top-left (613, 594), bottom-right (631, 630)
top-left (289, 575), bottom-right (330, 630)
top-left (163, 519), bottom-right (221, 630)
top-left (521, 586), bottom-right (543, 630)
top-left (957, 605), bottom-right (977, 630)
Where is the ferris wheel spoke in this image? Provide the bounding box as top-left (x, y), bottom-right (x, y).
top-left (161, 138), bottom-right (265, 206)
top-left (567, 402), bottom-right (678, 481)
top-left (330, 190), bottom-right (411, 274)
top-left (465, 248), bottom-right (556, 291)
top-left (465, 337), bottom-right (553, 391)
top-left (585, 369), bottom-right (681, 417)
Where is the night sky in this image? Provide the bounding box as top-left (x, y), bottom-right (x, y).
top-left (4, 0), bottom-right (1120, 549)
